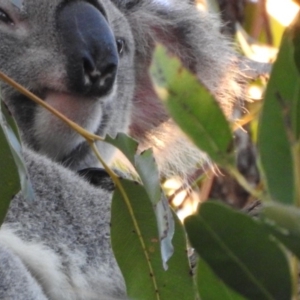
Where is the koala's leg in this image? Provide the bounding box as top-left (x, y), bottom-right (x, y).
top-left (0, 244), bottom-right (47, 300)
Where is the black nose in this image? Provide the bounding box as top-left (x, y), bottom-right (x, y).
top-left (82, 51), bottom-right (117, 96)
top-left (57, 2), bottom-right (119, 97)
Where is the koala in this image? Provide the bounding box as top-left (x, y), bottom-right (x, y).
top-left (1, 147), bottom-right (129, 300)
top-left (0, 0), bottom-right (246, 299)
top-left (0, 0), bottom-right (135, 171)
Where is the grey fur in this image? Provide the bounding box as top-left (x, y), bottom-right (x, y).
top-left (0, 0), bottom-right (135, 170)
top-left (0, 243), bottom-right (48, 300)
top-left (0, 0), bottom-right (245, 298)
top-left (1, 148), bottom-right (126, 299)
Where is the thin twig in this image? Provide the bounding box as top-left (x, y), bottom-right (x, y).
top-left (0, 71), bottom-right (102, 143)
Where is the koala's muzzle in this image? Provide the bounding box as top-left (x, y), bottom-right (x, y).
top-left (57, 2), bottom-right (119, 97)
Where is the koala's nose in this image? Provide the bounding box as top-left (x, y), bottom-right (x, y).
top-left (57, 2), bottom-right (119, 97)
top-left (82, 52), bottom-right (117, 96)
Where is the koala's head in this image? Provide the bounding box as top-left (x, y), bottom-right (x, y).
top-left (0, 0), bottom-right (135, 169)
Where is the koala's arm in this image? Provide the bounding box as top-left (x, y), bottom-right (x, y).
top-left (0, 244), bottom-right (48, 300)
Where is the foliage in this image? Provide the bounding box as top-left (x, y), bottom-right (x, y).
top-left (0, 99), bottom-right (34, 224)
top-left (2, 6), bottom-right (300, 300)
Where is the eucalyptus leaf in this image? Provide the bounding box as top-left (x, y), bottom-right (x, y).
top-left (135, 149), bottom-right (161, 205)
top-left (291, 15), bottom-right (300, 140)
top-left (260, 202), bottom-right (300, 260)
top-left (135, 149), bottom-right (174, 270)
top-left (0, 103), bottom-right (20, 224)
top-left (105, 133), bottom-right (138, 164)
top-left (197, 257), bottom-right (246, 300)
top-left (152, 196), bottom-right (174, 271)
top-left (292, 12), bottom-right (300, 74)
top-left (105, 133), bottom-right (174, 270)
top-left (150, 45), bottom-right (234, 167)
top-left (0, 100), bottom-right (34, 215)
top-left (257, 33), bottom-right (296, 204)
top-left (111, 179), bottom-right (194, 300)
top-left (185, 201), bottom-right (292, 300)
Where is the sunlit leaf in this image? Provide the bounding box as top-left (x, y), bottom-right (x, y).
top-left (135, 149), bottom-right (161, 204)
top-left (151, 45), bottom-right (234, 167)
top-left (105, 133), bottom-right (138, 164)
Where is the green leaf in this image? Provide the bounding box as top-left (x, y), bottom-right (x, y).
top-left (0, 100), bottom-right (34, 224)
top-left (150, 45), bottom-right (234, 167)
top-left (111, 179), bottom-right (194, 300)
top-left (292, 15), bottom-right (300, 76)
top-left (135, 149), bottom-right (175, 269)
top-left (257, 33), bottom-right (296, 204)
top-left (105, 133), bottom-right (175, 269)
top-left (105, 133), bottom-right (138, 164)
top-left (135, 149), bottom-right (161, 204)
top-left (291, 84), bottom-right (300, 141)
top-left (0, 103), bottom-right (20, 224)
top-left (291, 15), bottom-right (300, 140)
top-left (260, 202), bottom-right (300, 260)
top-left (197, 257), bottom-right (246, 300)
top-left (184, 201), bottom-right (292, 300)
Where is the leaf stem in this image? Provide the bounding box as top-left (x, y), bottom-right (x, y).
top-left (232, 104), bottom-right (261, 131)
top-left (0, 71), bottom-right (101, 143)
top-left (227, 165), bottom-right (269, 202)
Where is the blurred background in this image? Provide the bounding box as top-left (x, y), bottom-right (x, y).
top-left (164, 0), bottom-right (300, 221)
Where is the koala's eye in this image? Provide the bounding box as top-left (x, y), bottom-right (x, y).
top-left (0, 9), bottom-right (14, 25)
top-left (116, 38), bottom-right (125, 56)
